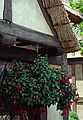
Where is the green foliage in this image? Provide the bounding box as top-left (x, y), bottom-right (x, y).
top-left (80, 47), bottom-right (83, 55)
top-left (69, 0), bottom-right (83, 35)
top-left (68, 111), bottom-right (79, 120)
top-left (68, 0), bottom-right (83, 13)
top-left (68, 0), bottom-right (83, 36)
top-left (73, 22), bottom-right (83, 36)
top-left (0, 55), bottom-right (79, 116)
top-left (68, 0), bottom-right (77, 10)
top-left (69, 0), bottom-right (83, 53)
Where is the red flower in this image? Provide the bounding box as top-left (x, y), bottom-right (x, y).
top-left (66, 77), bottom-right (70, 84)
top-left (62, 75), bottom-right (65, 81)
top-left (13, 99), bottom-right (17, 104)
top-left (61, 87), bottom-right (66, 92)
top-left (65, 104), bottom-right (71, 110)
top-left (61, 108), bottom-right (67, 116)
top-left (33, 96), bottom-right (36, 99)
top-left (73, 97), bottom-right (80, 102)
top-left (60, 75), bottom-right (65, 83)
top-left (71, 85), bottom-right (76, 90)
top-left (11, 96), bottom-right (15, 98)
top-left (16, 85), bottom-right (22, 90)
top-left (76, 93), bottom-right (79, 97)
top-left (61, 87), bottom-right (66, 96)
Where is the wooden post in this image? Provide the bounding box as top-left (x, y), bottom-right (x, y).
top-left (72, 76), bottom-right (77, 112)
top-left (61, 53), bottom-right (68, 120)
top-left (61, 53), bottom-right (68, 75)
top-left (3, 0), bottom-right (12, 22)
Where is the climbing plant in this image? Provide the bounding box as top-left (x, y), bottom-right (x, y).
top-left (0, 55), bottom-right (79, 118)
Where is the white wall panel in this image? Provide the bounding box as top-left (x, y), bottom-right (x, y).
top-left (12, 0), bottom-right (53, 35)
top-left (0, 0), bottom-right (4, 19)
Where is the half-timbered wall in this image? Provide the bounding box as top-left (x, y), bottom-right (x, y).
top-left (12, 0), bottom-right (53, 35)
top-left (68, 58), bottom-right (83, 120)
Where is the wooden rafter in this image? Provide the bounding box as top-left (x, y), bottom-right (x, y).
top-left (0, 45), bottom-right (37, 62)
top-left (0, 45), bottom-right (62, 62)
top-left (0, 20), bottom-right (64, 55)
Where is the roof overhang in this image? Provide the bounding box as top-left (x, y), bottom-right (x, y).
top-left (63, 2), bottom-right (83, 24)
top-left (41, 0), bottom-right (80, 53)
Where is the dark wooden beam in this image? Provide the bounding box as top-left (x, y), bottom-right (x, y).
top-left (0, 46), bottom-right (37, 62)
top-left (0, 45), bottom-right (63, 62)
top-left (39, 47), bottom-right (62, 56)
top-left (0, 20), bottom-right (64, 55)
top-left (16, 42), bottom-right (33, 46)
top-left (68, 57), bottom-right (83, 65)
top-left (49, 56), bottom-right (61, 65)
top-left (3, 0), bottom-right (12, 22)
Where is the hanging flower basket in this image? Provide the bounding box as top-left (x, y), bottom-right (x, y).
top-left (0, 55), bottom-right (79, 117)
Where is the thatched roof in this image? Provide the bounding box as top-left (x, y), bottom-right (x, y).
top-left (63, 2), bottom-right (83, 24)
top-left (42, 0), bottom-right (80, 53)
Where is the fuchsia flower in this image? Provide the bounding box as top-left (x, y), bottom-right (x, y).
top-left (33, 96), bottom-right (36, 99)
top-left (61, 104), bottom-right (71, 116)
top-left (60, 75), bottom-right (65, 83)
top-left (71, 84), bottom-right (76, 90)
top-left (73, 97), bottom-right (80, 102)
top-left (61, 108), bottom-right (67, 116)
top-left (16, 85), bottom-right (22, 90)
top-left (76, 92), bottom-right (79, 97)
top-left (61, 87), bottom-right (66, 92)
top-left (66, 77), bottom-right (70, 84)
top-left (11, 96), bottom-right (15, 99)
top-left (65, 104), bottom-right (71, 110)
top-left (61, 87), bottom-right (66, 96)
top-left (13, 99), bottom-right (17, 104)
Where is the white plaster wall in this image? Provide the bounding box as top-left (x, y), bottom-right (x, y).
top-left (76, 81), bottom-right (83, 97)
top-left (47, 105), bottom-right (63, 120)
top-left (77, 104), bottom-right (83, 120)
top-left (0, 0), bottom-right (4, 19)
top-left (12, 0), bottom-right (53, 35)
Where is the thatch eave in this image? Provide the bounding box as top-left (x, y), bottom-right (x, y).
top-left (42, 0), bottom-right (80, 53)
top-left (63, 2), bottom-right (83, 24)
